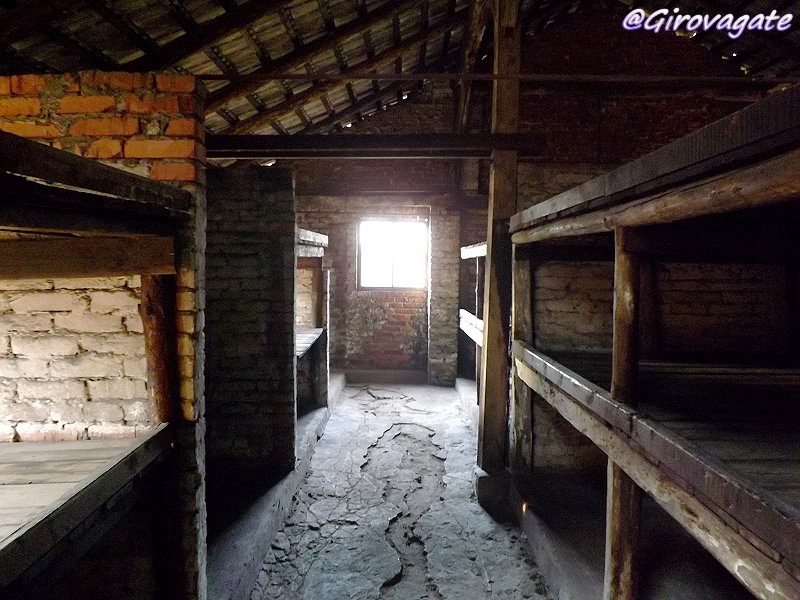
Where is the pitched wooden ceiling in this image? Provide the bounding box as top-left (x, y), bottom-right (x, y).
top-left (0, 0), bottom-right (797, 136)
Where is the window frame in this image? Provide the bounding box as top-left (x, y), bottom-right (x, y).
top-left (356, 217), bottom-right (430, 291)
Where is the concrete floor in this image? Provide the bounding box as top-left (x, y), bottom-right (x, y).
top-left (249, 384), bottom-right (550, 600)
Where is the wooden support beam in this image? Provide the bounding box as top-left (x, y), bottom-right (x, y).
top-left (456, 0), bottom-right (490, 132)
top-left (477, 0), bottom-right (519, 473)
top-left (141, 275), bottom-right (179, 424)
top-left (509, 244), bottom-right (533, 475)
top-left (219, 12), bottom-right (466, 133)
top-left (459, 308), bottom-right (484, 347)
top-left (0, 237), bottom-right (174, 279)
top-left (604, 227), bottom-right (642, 600)
top-left (207, 132), bottom-right (543, 159)
top-left (205, 0), bottom-right (432, 114)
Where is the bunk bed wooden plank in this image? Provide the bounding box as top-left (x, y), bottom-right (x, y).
top-left (511, 148), bottom-right (800, 244)
top-left (459, 309), bottom-right (484, 347)
top-left (296, 228), bottom-right (329, 248)
top-left (510, 84), bottom-right (800, 232)
top-left (296, 327), bottom-right (324, 357)
top-left (0, 131), bottom-right (192, 212)
top-left (461, 242), bottom-right (487, 259)
top-left (0, 425), bottom-right (172, 587)
top-left (0, 237), bottom-right (175, 278)
top-left (514, 354), bottom-right (800, 600)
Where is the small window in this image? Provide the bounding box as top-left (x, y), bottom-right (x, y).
top-left (359, 219), bottom-right (428, 289)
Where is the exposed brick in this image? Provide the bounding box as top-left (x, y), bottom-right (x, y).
top-left (0, 357), bottom-right (48, 378)
top-left (80, 71), bottom-right (152, 91)
top-left (150, 161), bottom-right (197, 181)
top-left (156, 73), bottom-right (195, 93)
top-left (9, 292), bottom-right (85, 313)
top-left (0, 280), bottom-right (53, 291)
top-left (83, 400), bottom-right (125, 423)
top-left (57, 95), bottom-right (116, 114)
top-left (69, 116), bottom-right (140, 136)
top-left (84, 138), bottom-right (123, 158)
top-left (124, 93), bottom-right (180, 114)
top-left (48, 398), bottom-right (85, 423)
top-left (49, 354), bottom-right (123, 378)
top-left (87, 378), bottom-right (147, 401)
top-left (0, 314), bottom-right (52, 333)
top-left (87, 423), bottom-right (136, 439)
top-left (11, 335), bottom-right (79, 358)
top-left (0, 422), bottom-right (15, 442)
top-left (123, 356), bottom-right (147, 379)
top-left (14, 422), bottom-right (87, 441)
top-left (18, 380), bottom-right (85, 401)
top-left (80, 333), bottom-right (144, 355)
top-left (165, 117), bottom-right (199, 137)
top-left (124, 314), bottom-right (144, 333)
top-left (52, 277), bottom-right (129, 289)
top-left (1, 400), bottom-right (49, 422)
top-left (54, 313), bottom-right (123, 333)
top-left (0, 97), bottom-right (41, 117)
top-left (0, 122), bottom-right (61, 138)
top-left (89, 290), bottom-right (140, 314)
top-left (10, 74), bottom-right (46, 96)
top-left (0, 76), bottom-right (10, 95)
top-left (124, 138), bottom-right (196, 159)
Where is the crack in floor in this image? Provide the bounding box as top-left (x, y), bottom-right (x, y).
top-left (250, 385), bottom-right (551, 600)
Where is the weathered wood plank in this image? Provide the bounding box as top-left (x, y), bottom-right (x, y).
top-left (460, 241), bottom-right (487, 259)
top-left (0, 237), bottom-right (174, 279)
top-left (297, 228), bottom-right (329, 248)
top-left (0, 132), bottom-right (191, 212)
top-left (509, 244), bottom-right (533, 475)
top-left (515, 360), bottom-right (800, 600)
top-left (141, 275), bottom-right (179, 424)
top-left (478, 0), bottom-right (519, 472)
top-left (512, 149), bottom-right (800, 244)
top-left (0, 425), bottom-right (172, 587)
top-left (459, 309), bottom-right (484, 347)
top-left (510, 84), bottom-right (800, 232)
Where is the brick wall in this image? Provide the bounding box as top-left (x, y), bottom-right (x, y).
top-left (0, 277), bottom-right (147, 442)
top-left (0, 71), bottom-right (207, 599)
top-left (657, 263), bottom-right (790, 362)
top-left (206, 165), bottom-right (296, 479)
top-left (429, 211), bottom-right (460, 385)
top-left (296, 268), bottom-right (316, 327)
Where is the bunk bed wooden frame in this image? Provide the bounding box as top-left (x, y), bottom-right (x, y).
top-left (0, 130), bottom-right (191, 596)
top-left (459, 241), bottom-right (486, 388)
top-left (508, 85), bottom-right (800, 600)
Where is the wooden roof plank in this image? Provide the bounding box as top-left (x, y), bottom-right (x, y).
top-left (205, 0), bottom-right (432, 114)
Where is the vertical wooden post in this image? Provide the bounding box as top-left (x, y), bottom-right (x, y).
top-left (509, 244), bottom-right (533, 474)
top-left (604, 227), bottom-right (642, 600)
top-left (140, 274), bottom-right (178, 423)
top-left (478, 0), bottom-right (520, 473)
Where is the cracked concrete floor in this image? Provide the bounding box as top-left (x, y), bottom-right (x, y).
top-left (250, 385), bottom-right (551, 600)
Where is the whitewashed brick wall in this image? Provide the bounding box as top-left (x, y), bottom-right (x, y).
top-left (0, 277), bottom-right (151, 442)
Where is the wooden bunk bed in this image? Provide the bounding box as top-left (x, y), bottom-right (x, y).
top-left (296, 228), bottom-right (330, 417)
top-left (0, 131), bottom-right (190, 596)
top-left (459, 241), bottom-right (486, 385)
top-left (508, 85), bottom-right (800, 600)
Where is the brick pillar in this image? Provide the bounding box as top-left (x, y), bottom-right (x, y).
top-left (428, 210), bottom-right (460, 385)
top-left (205, 165), bottom-right (296, 486)
top-left (0, 71), bottom-right (207, 600)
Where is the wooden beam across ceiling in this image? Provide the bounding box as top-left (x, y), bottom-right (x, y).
top-left (206, 132), bottom-right (544, 159)
top-left (219, 11), bottom-right (467, 134)
top-left (455, 0), bottom-right (490, 132)
top-left (205, 0), bottom-right (432, 114)
top-left (127, 0), bottom-right (289, 71)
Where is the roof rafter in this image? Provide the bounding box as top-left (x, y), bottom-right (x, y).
top-left (220, 11), bottom-right (466, 134)
top-left (205, 0), bottom-right (431, 114)
top-left (0, 0), bottom-right (84, 46)
top-left (455, 0), bottom-right (490, 132)
top-left (127, 0), bottom-right (289, 71)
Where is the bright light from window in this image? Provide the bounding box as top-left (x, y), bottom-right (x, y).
top-left (359, 220), bottom-right (428, 289)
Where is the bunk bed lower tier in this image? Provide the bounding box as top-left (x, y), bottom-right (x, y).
top-left (0, 425), bottom-right (172, 596)
top-left (512, 341), bottom-right (800, 600)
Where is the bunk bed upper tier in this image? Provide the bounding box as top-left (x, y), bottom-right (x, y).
top-left (509, 84), bottom-right (800, 244)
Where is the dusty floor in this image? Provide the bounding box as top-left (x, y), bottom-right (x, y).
top-left (250, 384), bottom-right (551, 600)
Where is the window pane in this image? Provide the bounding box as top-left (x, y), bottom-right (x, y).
top-left (359, 220), bottom-right (427, 289)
